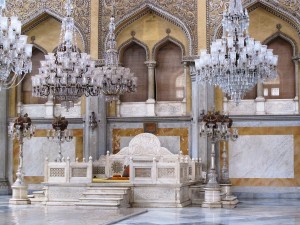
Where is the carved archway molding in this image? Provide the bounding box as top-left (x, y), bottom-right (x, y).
top-left (152, 35), bottom-right (186, 61)
top-left (32, 43), bottom-right (48, 55)
top-left (263, 31), bottom-right (298, 56)
top-left (212, 1), bottom-right (300, 44)
top-left (118, 38), bottom-right (150, 62)
top-left (103, 3), bottom-right (194, 57)
top-left (21, 10), bottom-right (88, 53)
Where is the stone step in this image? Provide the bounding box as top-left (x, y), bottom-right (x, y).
top-left (75, 202), bottom-right (121, 207)
top-left (79, 197), bottom-right (122, 204)
top-left (86, 187), bottom-right (129, 194)
top-left (32, 190), bottom-right (45, 198)
top-left (82, 193), bottom-right (126, 198)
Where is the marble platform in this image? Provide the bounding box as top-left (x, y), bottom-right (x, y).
top-left (1, 195), bottom-right (300, 225)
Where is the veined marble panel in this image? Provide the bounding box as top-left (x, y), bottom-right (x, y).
top-left (23, 137), bottom-right (76, 176)
top-left (229, 135), bottom-right (294, 179)
top-left (120, 136), bottom-right (181, 154)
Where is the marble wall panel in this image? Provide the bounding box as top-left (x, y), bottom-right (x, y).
top-left (229, 126), bottom-right (300, 187)
top-left (229, 135), bottom-right (294, 179)
top-left (111, 128), bottom-right (189, 155)
top-left (23, 137), bottom-right (76, 176)
top-left (120, 136), bottom-right (181, 154)
top-left (13, 129), bottom-right (83, 184)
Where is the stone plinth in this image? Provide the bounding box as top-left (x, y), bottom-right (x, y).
top-left (9, 184), bottom-right (30, 205)
top-left (220, 184), bottom-right (238, 208)
top-left (202, 187), bottom-right (222, 208)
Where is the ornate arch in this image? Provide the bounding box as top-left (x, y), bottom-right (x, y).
top-left (118, 38), bottom-right (150, 62)
top-left (104, 3), bottom-right (193, 56)
top-left (152, 36), bottom-right (185, 60)
top-left (21, 10), bottom-right (88, 53)
top-left (263, 31), bottom-right (298, 56)
top-left (212, 1), bottom-right (300, 43)
top-left (32, 43), bottom-right (48, 55)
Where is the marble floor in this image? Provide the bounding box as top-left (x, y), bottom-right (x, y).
top-left (1, 196), bottom-right (300, 225)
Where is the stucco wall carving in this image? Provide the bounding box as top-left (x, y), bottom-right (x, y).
top-left (99, 0), bottom-right (197, 57)
top-left (5, 0), bottom-right (90, 51)
top-left (208, 0), bottom-right (300, 46)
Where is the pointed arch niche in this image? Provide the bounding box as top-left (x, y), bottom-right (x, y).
top-left (18, 13), bottom-right (84, 118)
top-left (114, 9), bottom-right (189, 117)
top-left (221, 3), bottom-right (300, 115)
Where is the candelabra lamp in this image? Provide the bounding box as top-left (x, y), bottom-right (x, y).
top-left (47, 116), bottom-right (73, 162)
top-left (8, 113), bottom-right (35, 205)
top-left (199, 110), bottom-right (238, 208)
top-left (219, 142), bottom-right (239, 208)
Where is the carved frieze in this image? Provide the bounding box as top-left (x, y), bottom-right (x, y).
top-left (99, 0), bottom-right (198, 57)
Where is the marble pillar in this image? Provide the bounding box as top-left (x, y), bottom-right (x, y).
top-left (0, 90), bottom-right (9, 195)
top-left (181, 62), bottom-right (187, 115)
top-left (145, 61), bottom-right (156, 116)
top-left (255, 81), bottom-right (265, 115)
top-left (98, 95), bottom-right (107, 157)
top-left (45, 95), bottom-right (54, 118)
top-left (293, 58), bottom-right (299, 113)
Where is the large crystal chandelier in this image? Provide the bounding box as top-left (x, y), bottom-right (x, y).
top-left (93, 16), bottom-right (137, 102)
top-left (0, 0), bottom-right (33, 90)
top-left (195, 0), bottom-right (278, 104)
top-left (31, 0), bottom-right (101, 109)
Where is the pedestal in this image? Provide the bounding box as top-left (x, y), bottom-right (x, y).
top-left (9, 184), bottom-right (30, 205)
top-left (201, 187), bottom-right (222, 208)
top-left (220, 184), bottom-right (238, 208)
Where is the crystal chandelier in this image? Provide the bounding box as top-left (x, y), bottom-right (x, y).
top-left (47, 116), bottom-right (73, 162)
top-left (0, 0), bottom-right (33, 91)
top-left (195, 0), bottom-right (278, 104)
top-left (93, 16), bottom-right (137, 102)
top-left (31, 0), bottom-right (101, 110)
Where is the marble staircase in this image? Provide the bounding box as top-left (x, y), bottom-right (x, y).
top-left (75, 185), bottom-right (131, 208)
top-left (28, 189), bottom-right (47, 204)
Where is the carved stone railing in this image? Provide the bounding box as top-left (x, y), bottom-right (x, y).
top-left (92, 151), bottom-right (202, 184)
top-left (22, 103), bottom-right (81, 118)
top-left (224, 99), bottom-right (298, 115)
top-left (44, 157), bottom-right (93, 184)
top-left (118, 101), bottom-right (186, 117)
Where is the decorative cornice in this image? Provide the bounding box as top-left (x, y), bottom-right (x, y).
top-left (107, 116), bottom-right (192, 123)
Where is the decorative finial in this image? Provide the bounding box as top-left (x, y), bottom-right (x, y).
top-left (276, 24), bottom-right (282, 31)
top-left (131, 31), bottom-right (136, 38)
top-left (166, 28), bottom-right (171, 35)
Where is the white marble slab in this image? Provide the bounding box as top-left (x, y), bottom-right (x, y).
top-left (23, 137), bottom-right (76, 176)
top-left (120, 136), bottom-right (181, 154)
top-left (229, 135), bottom-right (294, 179)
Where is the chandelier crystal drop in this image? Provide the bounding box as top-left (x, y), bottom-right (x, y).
top-left (0, 0), bottom-right (33, 91)
top-left (31, 0), bottom-right (101, 110)
top-left (195, 0), bottom-right (278, 104)
top-left (94, 16), bottom-right (137, 102)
